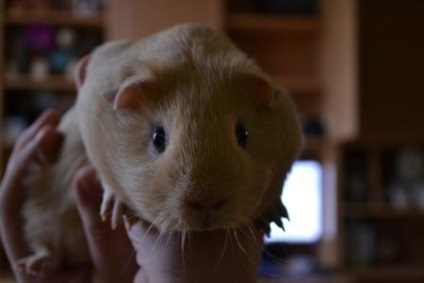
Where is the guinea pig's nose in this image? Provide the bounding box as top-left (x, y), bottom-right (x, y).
top-left (185, 199), bottom-right (228, 212)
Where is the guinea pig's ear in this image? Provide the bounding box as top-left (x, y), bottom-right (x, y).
top-left (242, 73), bottom-right (275, 108)
top-left (104, 79), bottom-right (156, 110)
top-left (74, 55), bottom-right (90, 90)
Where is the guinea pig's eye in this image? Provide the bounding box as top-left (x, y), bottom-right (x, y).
top-left (235, 122), bottom-right (248, 149)
top-left (152, 126), bottom-right (166, 153)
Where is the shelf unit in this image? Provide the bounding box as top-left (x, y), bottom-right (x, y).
top-left (4, 10), bottom-right (104, 28)
top-left (0, 0), bottom-right (105, 274)
top-left (339, 140), bottom-right (424, 283)
top-left (4, 75), bottom-right (75, 91)
top-left (343, 203), bottom-right (424, 220)
top-left (0, 0), bottom-right (105, 161)
top-left (227, 13), bottom-right (321, 32)
top-left (331, 0), bottom-right (424, 281)
top-left (226, 12), bottom-right (322, 119)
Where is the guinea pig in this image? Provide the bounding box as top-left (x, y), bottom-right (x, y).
top-left (19, 23), bottom-right (303, 274)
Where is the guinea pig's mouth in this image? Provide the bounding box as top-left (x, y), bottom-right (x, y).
top-left (187, 214), bottom-right (230, 231)
top-left (177, 217), bottom-right (246, 232)
top-left (174, 204), bottom-right (252, 232)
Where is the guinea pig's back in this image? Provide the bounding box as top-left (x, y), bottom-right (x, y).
top-left (23, 108), bottom-right (90, 265)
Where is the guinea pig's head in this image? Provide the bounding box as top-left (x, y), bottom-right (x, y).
top-left (75, 31), bottom-right (303, 233)
top-left (109, 73), bottom-right (299, 232)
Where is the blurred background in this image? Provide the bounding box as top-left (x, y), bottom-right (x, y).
top-left (0, 0), bottom-right (424, 282)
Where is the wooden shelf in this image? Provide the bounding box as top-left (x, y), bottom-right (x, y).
top-left (278, 76), bottom-right (321, 94)
top-left (352, 265), bottom-right (424, 282)
top-left (343, 202), bottom-right (424, 219)
top-left (4, 75), bottom-right (75, 91)
top-left (4, 10), bottom-right (104, 28)
top-left (259, 274), bottom-right (354, 283)
top-left (227, 13), bottom-right (321, 33)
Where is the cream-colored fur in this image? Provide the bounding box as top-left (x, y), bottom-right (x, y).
top-left (21, 23), bottom-right (303, 271)
top-left (22, 108), bottom-right (90, 269)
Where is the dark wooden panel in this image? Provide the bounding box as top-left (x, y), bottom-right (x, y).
top-left (359, 0), bottom-right (424, 140)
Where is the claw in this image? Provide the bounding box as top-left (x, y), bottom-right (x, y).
top-left (100, 188), bottom-right (126, 229)
top-left (100, 189), bottom-right (114, 222)
top-left (111, 200), bottom-right (124, 230)
top-left (281, 204), bottom-right (290, 220)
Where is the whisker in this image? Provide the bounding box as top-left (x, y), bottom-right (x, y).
top-left (165, 225), bottom-right (176, 249)
top-left (246, 221), bottom-right (257, 241)
top-left (232, 228), bottom-right (258, 267)
top-left (232, 229), bottom-right (248, 257)
top-left (227, 228), bottom-right (234, 247)
top-left (187, 230), bottom-right (192, 250)
top-left (124, 212), bottom-right (139, 220)
top-left (153, 220), bottom-right (169, 249)
top-left (214, 228), bottom-right (229, 271)
top-left (139, 215), bottom-right (160, 245)
top-left (262, 248), bottom-right (286, 265)
top-left (260, 246), bottom-right (288, 279)
top-left (246, 220), bottom-right (263, 250)
top-left (181, 230), bottom-right (187, 252)
top-left (180, 230), bottom-right (188, 275)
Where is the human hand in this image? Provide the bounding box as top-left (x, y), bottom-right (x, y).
top-left (74, 168), bottom-right (264, 283)
top-left (0, 110), bottom-right (138, 283)
top-left (126, 213), bottom-right (264, 283)
top-left (0, 109), bottom-right (264, 283)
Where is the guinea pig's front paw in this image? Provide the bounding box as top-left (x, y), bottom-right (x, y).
top-left (16, 251), bottom-right (60, 276)
top-left (256, 200), bottom-right (289, 235)
top-left (100, 189), bottom-right (126, 230)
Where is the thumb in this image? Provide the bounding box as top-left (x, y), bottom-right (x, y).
top-left (73, 167), bottom-right (138, 282)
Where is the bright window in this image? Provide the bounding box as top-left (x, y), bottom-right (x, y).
top-left (264, 160), bottom-right (323, 243)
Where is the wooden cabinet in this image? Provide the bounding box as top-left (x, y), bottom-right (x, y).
top-left (339, 141), bottom-right (424, 282)
top-left (357, 0), bottom-right (424, 141)
top-left (106, 0), bottom-right (224, 39)
top-left (337, 1), bottom-right (424, 282)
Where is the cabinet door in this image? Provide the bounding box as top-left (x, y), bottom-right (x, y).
top-left (106, 0), bottom-right (225, 40)
top-left (359, 0), bottom-right (424, 141)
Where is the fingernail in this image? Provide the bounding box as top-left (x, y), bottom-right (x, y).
top-left (34, 126), bottom-right (48, 142)
top-left (34, 126), bottom-right (63, 162)
top-left (123, 214), bottom-right (137, 231)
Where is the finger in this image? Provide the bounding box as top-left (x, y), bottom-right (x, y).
top-left (1, 126), bottom-right (63, 213)
top-left (13, 109), bottom-right (61, 153)
top-left (73, 167), bottom-right (138, 282)
top-left (17, 125), bottom-right (64, 169)
top-left (0, 127), bottom-right (63, 280)
top-left (30, 124), bottom-right (64, 163)
top-left (124, 216), bottom-right (160, 248)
